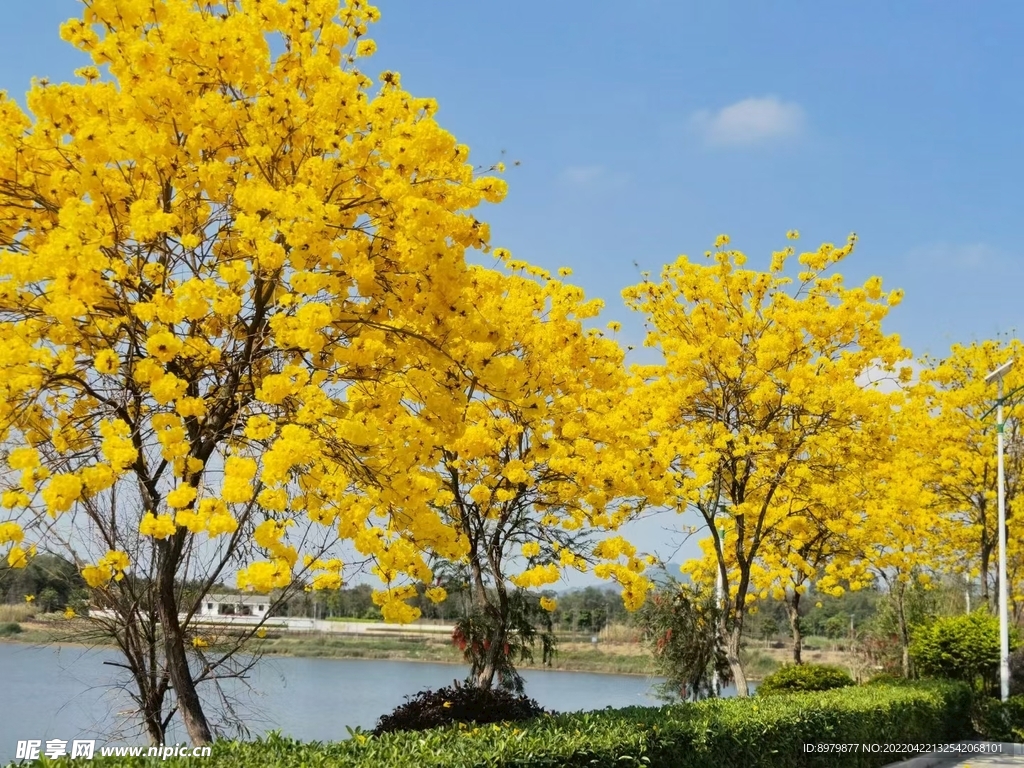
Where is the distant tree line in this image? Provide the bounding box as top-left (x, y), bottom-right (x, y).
top-left (255, 582), bottom-right (630, 632)
top-left (0, 553), bottom-right (88, 612)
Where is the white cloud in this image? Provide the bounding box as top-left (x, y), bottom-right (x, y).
top-left (691, 96), bottom-right (805, 147)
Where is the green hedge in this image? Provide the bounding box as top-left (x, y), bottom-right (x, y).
top-left (20, 681), bottom-right (972, 768)
top-left (972, 695), bottom-right (1024, 742)
top-left (757, 663), bottom-right (855, 695)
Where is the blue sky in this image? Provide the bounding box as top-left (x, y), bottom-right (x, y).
top-left (3, 1), bottom-right (1023, 584)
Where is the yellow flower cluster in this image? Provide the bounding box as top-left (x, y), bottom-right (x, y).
top-left (166, 484), bottom-right (198, 509)
top-left (81, 550), bottom-right (130, 589)
top-left (253, 520), bottom-right (297, 568)
top-left (0, 521), bottom-right (23, 546)
top-left (139, 513), bottom-right (177, 540)
top-left (372, 584), bottom-right (422, 623)
top-left (99, 420), bottom-right (138, 472)
top-left (176, 498), bottom-right (238, 537)
top-left (41, 474), bottom-right (83, 517)
top-left (303, 556), bottom-right (344, 591)
top-left (593, 563), bottom-right (651, 612)
top-left (6, 543), bottom-right (35, 569)
top-left (237, 560), bottom-right (293, 593)
top-left (222, 456), bottom-right (258, 504)
top-left (510, 563), bottom-right (560, 589)
top-left (424, 586), bottom-right (447, 603)
top-left (592, 536), bottom-right (636, 560)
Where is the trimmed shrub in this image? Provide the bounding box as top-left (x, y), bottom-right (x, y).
top-left (1009, 646), bottom-right (1024, 696)
top-left (864, 672), bottom-right (908, 687)
top-left (910, 610), bottom-right (1016, 695)
top-left (46, 682), bottom-right (972, 768)
top-left (972, 696), bottom-right (1024, 743)
top-left (757, 663), bottom-right (854, 695)
top-left (371, 680), bottom-right (550, 736)
top-left (0, 622), bottom-right (22, 636)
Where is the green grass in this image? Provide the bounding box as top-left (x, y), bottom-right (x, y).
top-left (324, 616), bottom-right (383, 623)
top-left (741, 648), bottom-right (783, 680)
top-left (0, 603), bottom-right (38, 623)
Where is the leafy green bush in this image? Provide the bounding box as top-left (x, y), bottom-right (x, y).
top-left (1009, 647), bottom-right (1024, 696)
top-left (0, 621), bottom-right (22, 636)
top-left (863, 672), bottom-right (907, 687)
top-left (32, 682), bottom-right (971, 768)
top-left (910, 610), bottom-right (1017, 694)
top-left (971, 696), bottom-right (1024, 742)
top-left (633, 583), bottom-right (730, 701)
top-left (757, 663), bottom-right (854, 695)
top-left (371, 680), bottom-right (550, 736)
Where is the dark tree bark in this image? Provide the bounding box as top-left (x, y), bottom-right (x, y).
top-left (894, 581), bottom-right (912, 678)
top-left (156, 534), bottom-right (212, 745)
top-left (786, 590), bottom-right (803, 664)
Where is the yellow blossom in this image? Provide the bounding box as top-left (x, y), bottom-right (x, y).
top-left (139, 513), bottom-right (177, 539)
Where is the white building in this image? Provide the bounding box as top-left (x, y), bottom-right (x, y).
top-left (200, 593), bottom-right (270, 619)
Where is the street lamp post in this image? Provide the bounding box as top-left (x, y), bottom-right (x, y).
top-left (984, 359), bottom-right (1015, 702)
top-left (713, 525), bottom-right (725, 695)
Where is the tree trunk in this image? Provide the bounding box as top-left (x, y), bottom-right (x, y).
top-left (894, 582), bottom-right (911, 678)
top-left (141, 694), bottom-right (165, 746)
top-left (786, 590), bottom-right (803, 664)
top-left (467, 551), bottom-right (505, 690)
top-left (475, 626), bottom-right (506, 690)
top-left (726, 623), bottom-right (749, 696)
top-left (157, 539), bottom-right (212, 745)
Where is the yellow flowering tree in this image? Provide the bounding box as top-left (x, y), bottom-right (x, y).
top-left (837, 387), bottom-right (949, 676)
top-left (917, 339), bottom-right (1024, 609)
top-left (751, 466), bottom-right (863, 664)
top-left (623, 232), bottom-right (909, 695)
top-left (0, 0), bottom-right (510, 744)
top-left (371, 261), bottom-right (659, 690)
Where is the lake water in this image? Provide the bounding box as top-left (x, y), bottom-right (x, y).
top-left (0, 642), bottom-right (741, 763)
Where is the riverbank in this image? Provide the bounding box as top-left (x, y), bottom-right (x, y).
top-left (0, 619), bottom-right (656, 676)
top-left (0, 617), bottom-right (798, 680)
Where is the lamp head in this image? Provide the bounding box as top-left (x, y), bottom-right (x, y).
top-left (985, 359), bottom-right (1015, 385)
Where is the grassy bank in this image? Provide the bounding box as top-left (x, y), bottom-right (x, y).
top-left (0, 619), bottom-right (659, 676)
top-left (258, 633), bottom-right (657, 675)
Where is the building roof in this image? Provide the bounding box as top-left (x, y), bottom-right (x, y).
top-left (205, 593), bottom-right (269, 605)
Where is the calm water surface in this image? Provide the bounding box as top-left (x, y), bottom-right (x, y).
top-left (0, 642), bottom-right (741, 762)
